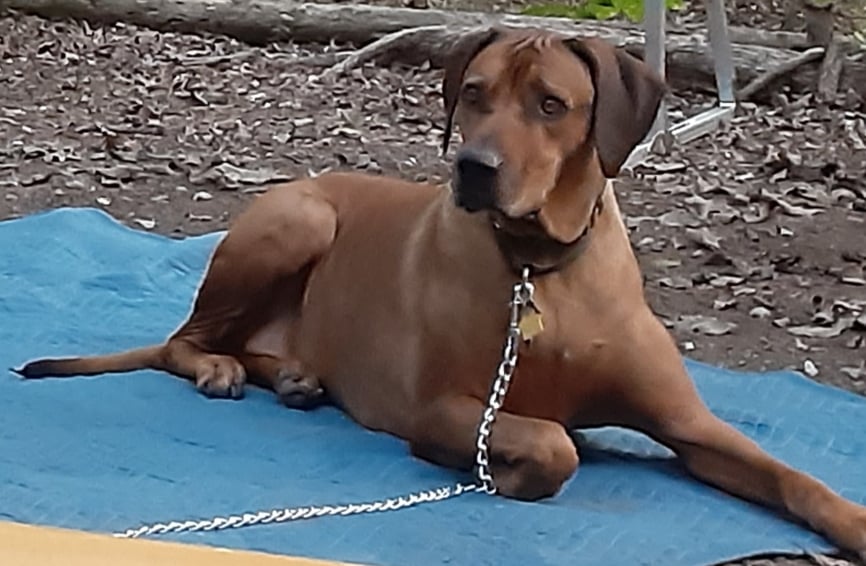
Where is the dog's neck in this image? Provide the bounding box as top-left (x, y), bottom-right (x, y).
top-left (490, 183), bottom-right (607, 276)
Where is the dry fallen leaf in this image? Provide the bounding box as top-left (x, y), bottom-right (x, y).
top-left (811, 308), bottom-right (836, 326)
top-left (685, 227), bottom-right (722, 250)
top-left (658, 276), bottom-right (693, 290)
top-left (840, 275), bottom-right (866, 286)
top-left (132, 218), bottom-right (156, 230)
top-left (713, 297), bottom-right (737, 310)
top-left (833, 299), bottom-right (866, 312)
top-left (653, 259), bottom-right (682, 270)
top-left (709, 275), bottom-right (745, 288)
top-left (674, 315), bottom-right (738, 336)
top-left (743, 202), bottom-right (770, 224)
top-left (760, 189), bottom-right (824, 217)
top-left (787, 317), bottom-right (854, 339)
top-left (189, 162), bottom-right (293, 189)
top-left (648, 161), bottom-right (688, 173)
top-left (750, 306), bottom-right (772, 319)
top-left (657, 209), bottom-right (701, 228)
top-left (840, 362), bottom-right (865, 381)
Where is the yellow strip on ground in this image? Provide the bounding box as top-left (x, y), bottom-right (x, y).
top-left (0, 520), bottom-right (364, 566)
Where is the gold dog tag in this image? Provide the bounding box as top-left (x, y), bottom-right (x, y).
top-left (518, 305), bottom-right (544, 342)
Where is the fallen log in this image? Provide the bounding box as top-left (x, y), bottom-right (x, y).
top-left (2, 0), bottom-right (864, 105)
top-left (0, 0), bottom-right (847, 50)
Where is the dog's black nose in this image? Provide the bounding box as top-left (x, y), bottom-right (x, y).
top-left (454, 147), bottom-right (502, 212)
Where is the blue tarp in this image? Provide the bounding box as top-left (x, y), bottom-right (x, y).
top-left (2, 207), bottom-right (864, 566)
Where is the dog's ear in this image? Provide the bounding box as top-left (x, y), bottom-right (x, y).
top-left (564, 37), bottom-right (667, 178)
top-left (441, 27), bottom-right (501, 155)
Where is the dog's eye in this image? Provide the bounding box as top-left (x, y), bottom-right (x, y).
top-left (540, 96), bottom-right (567, 117)
top-left (461, 83), bottom-right (483, 105)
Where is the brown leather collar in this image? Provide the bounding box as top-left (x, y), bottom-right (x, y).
top-left (492, 189), bottom-right (605, 277)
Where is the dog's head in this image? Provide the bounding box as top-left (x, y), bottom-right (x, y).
top-left (442, 27), bottom-right (666, 242)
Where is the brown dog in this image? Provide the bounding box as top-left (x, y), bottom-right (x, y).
top-left (17, 28), bottom-right (866, 559)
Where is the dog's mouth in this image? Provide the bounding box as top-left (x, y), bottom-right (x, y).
top-left (489, 208), bottom-right (547, 237)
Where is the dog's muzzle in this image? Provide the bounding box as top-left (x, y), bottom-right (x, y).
top-left (453, 147), bottom-right (502, 212)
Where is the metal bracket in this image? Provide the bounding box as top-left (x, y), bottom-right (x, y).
top-left (623, 0), bottom-right (737, 171)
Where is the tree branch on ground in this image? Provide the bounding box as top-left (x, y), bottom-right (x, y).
top-left (737, 46), bottom-right (826, 101)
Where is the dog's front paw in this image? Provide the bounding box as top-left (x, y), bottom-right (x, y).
top-left (853, 508), bottom-right (866, 563)
top-left (820, 500), bottom-right (866, 563)
top-left (194, 355), bottom-right (246, 399)
top-left (274, 370), bottom-right (326, 410)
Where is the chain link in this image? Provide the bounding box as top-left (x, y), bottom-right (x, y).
top-left (113, 267), bottom-right (535, 539)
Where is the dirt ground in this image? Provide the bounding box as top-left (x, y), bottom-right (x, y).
top-left (0, 5), bottom-right (864, 566)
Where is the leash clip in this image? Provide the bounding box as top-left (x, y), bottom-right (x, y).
top-left (515, 266), bottom-right (543, 343)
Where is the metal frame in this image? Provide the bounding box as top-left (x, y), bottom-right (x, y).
top-left (623, 0), bottom-right (737, 170)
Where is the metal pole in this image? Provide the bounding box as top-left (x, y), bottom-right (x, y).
top-left (643, 0), bottom-right (668, 137)
top-left (704, 0), bottom-right (736, 104)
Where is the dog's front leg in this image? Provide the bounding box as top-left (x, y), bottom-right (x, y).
top-left (409, 395), bottom-right (579, 501)
top-left (611, 310), bottom-right (866, 559)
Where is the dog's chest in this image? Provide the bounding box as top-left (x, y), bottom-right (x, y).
top-left (489, 287), bottom-right (617, 421)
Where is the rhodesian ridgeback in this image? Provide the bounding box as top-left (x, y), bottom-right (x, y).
top-left (16, 28), bottom-right (866, 559)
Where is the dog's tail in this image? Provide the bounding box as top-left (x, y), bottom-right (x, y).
top-left (12, 345), bottom-right (164, 379)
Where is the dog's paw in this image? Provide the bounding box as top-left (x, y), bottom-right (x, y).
top-left (822, 501), bottom-right (866, 563)
top-left (195, 355), bottom-right (246, 399)
top-left (854, 510), bottom-right (866, 564)
top-left (274, 370), bottom-right (326, 410)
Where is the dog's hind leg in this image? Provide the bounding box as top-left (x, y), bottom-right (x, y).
top-left (18, 182), bottom-right (338, 401)
top-left (163, 183), bottom-right (338, 400)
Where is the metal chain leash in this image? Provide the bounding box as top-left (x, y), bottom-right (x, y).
top-left (113, 267), bottom-right (536, 539)
top-left (114, 483), bottom-right (486, 539)
top-left (475, 266), bottom-right (535, 494)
